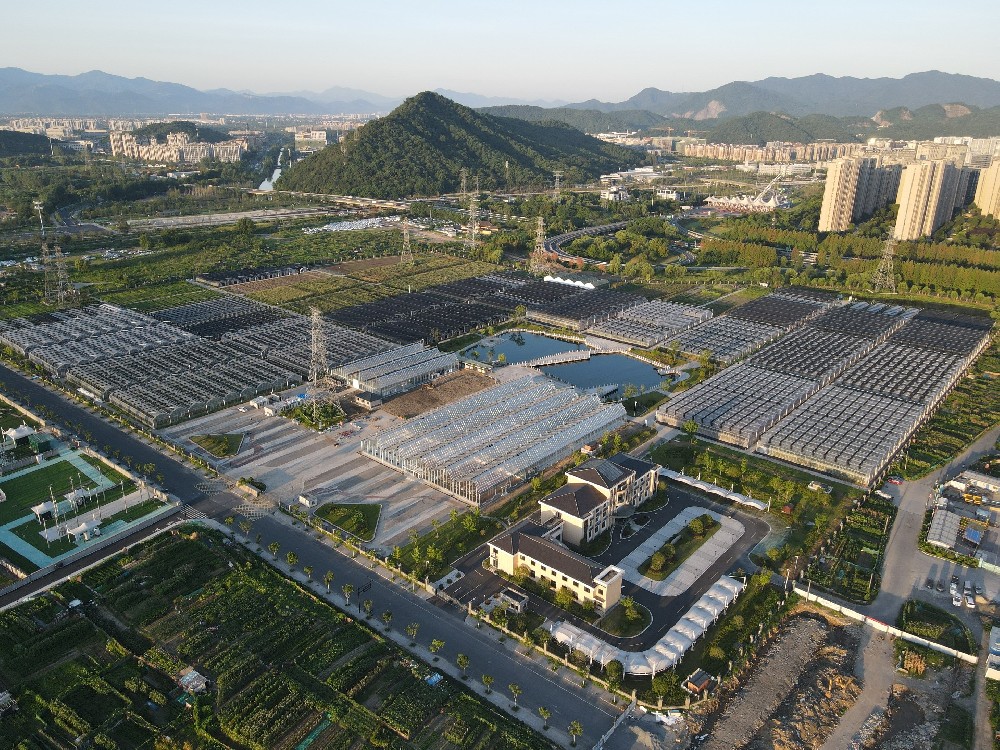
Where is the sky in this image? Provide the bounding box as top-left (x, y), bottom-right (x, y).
top-left (5, 0), bottom-right (1000, 102)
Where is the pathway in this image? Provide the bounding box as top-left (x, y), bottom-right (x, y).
top-left (617, 507), bottom-right (745, 596)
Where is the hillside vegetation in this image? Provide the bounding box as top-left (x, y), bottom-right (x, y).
top-left (277, 91), bottom-right (641, 198)
top-left (0, 130), bottom-right (54, 157)
top-left (478, 105), bottom-right (665, 133)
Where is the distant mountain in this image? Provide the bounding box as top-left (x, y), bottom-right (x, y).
top-left (0, 68), bottom-right (327, 115)
top-left (433, 89), bottom-right (567, 109)
top-left (0, 129), bottom-right (53, 156)
top-left (478, 105), bottom-right (665, 133)
top-left (276, 92), bottom-right (641, 199)
top-left (657, 103), bottom-right (1000, 145)
top-left (568, 71), bottom-right (1000, 120)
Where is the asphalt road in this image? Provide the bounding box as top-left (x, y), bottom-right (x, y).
top-left (0, 362), bottom-right (205, 503)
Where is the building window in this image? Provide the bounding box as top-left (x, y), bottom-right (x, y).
top-left (584, 586), bottom-right (591, 594)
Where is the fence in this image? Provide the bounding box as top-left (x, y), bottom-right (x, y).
top-left (793, 585), bottom-right (979, 665)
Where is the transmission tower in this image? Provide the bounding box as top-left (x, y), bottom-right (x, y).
top-left (530, 216), bottom-right (548, 273)
top-left (400, 220), bottom-right (414, 265)
top-left (504, 160), bottom-right (511, 190)
top-left (464, 178), bottom-right (479, 257)
top-left (40, 243), bottom-right (58, 305)
top-left (309, 307), bottom-right (329, 425)
top-left (870, 238), bottom-right (898, 294)
top-left (459, 167), bottom-right (468, 198)
top-left (53, 244), bottom-right (73, 306)
top-left (553, 171), bottom-right (563, 200)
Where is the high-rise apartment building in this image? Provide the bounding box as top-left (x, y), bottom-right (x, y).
top-left (975, 161), bottom-right (1000, 219)
top-left (818, 156), bottom-right (901, 232)
top-left (892, 160), bottom-right (964, 241)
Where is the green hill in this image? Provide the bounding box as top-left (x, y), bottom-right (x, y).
top-left (131, 120), bottom-right (230, 144)
top-left (478, 105), bottom-right (664, 133)
top-left (0, 130), bottom-right (53, 156)
top-left (277, 92), bottom-right (642, 198)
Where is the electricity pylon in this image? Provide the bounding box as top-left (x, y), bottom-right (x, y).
top-left (870, 238), bottom-right (897, 294)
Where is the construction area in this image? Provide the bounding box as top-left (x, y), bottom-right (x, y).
top-left (381, 370), bottom-right (494, 419)
top-left (361, 374), bottom-right (627, 506)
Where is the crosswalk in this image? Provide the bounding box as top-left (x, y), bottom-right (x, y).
top-left (182, 505), bottom-right (208, 520)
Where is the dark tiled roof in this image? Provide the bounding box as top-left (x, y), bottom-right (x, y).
top-left (539, 484), bottom-right (608, 518)
top-left (491, 526), bottom-right (605, 584)
top-left (569, 458), bottom-right (632, 489)
top-left (609, 452), bottom-right (659, 478)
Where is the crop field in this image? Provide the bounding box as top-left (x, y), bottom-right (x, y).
top-left (0, 527), bottom-right (553, 750)
top-left (100, 281), bottom-right (223, 312)
top-left (191, 433), bottom-right (245, 457)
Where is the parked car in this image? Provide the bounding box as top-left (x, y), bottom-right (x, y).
top-left (964, 580), bottom-right (973, 594)
top-left (925, 578), bottom-right (935, 589)
top-left (950, 583), bottom-right (959, 596)
top-left (976, 584), bottom-right (985, 596)
top-left (952, 574), bottom-right (961, 585)
top-left (936, 581), bottom-right (945, 592)
top-left (966, 594), bottom-right (976, 609)
top-left (887, 476), bottom-right (904, 485)
top-left (953, 593), bottom-right (964, 607)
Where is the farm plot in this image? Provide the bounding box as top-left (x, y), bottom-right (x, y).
top-left (0, 527), bottom-right (552, 750)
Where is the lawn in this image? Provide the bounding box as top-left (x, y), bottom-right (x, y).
top-left (314, 503), bottom-right (382, 542)
top-left (397, 510), bottom-right (504, 580)
top-left (638, 515), bottom-right (719, 581)
top-left (191, 433), bottom-right (245, 457)
top-left (597, 601), bottom-right (652, 637)
top-left (623, 391), bottom-right (668, 417)
top-left (0, 404), bottom-right (38, 432)
top-left (0, 458), bottom-right (98, 525)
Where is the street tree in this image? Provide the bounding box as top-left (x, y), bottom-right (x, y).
top-left (342, 583), bottom-right (354, 605)
top-left (538, 706), bottom-right (551, 729)
top-left (381, 610), bottom-right (392, 631)
top-left (429, 639), bottom-right (445, 660)
top-left (286, 551), bottom-right (298, 570)
top-left (406, 622), bottom-right (420, 645)
top-left (456, 653), bottom-right (469, 678)
top-left (268, 541), bottom-right (280, 559)
top-left (508, 683), bottom-right (522, 709)
top-left (568, 720), bottom-right (583, 746)
top-left (482, 674), bottom-right (494, 694)
top-left (323, 571), bottom-right (334, 591)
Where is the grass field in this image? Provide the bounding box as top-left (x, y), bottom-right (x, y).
top-left (0, 404), bottom-right (38, 431)
top-left (100, 281), bottom-right (221, 312)
top-left (0, 458), bottom-right (97, 525)
top-left (191, 433), bottom-right (244, 457)
top-left (597, 602), bottom-right (652, 637)
top-left (314, 502), bottom-right (382, 541)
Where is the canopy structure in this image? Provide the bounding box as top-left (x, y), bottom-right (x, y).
top-left (548, 575), bottom-right (746, 676)
top-left (659, 468), bottom-right (767, 510)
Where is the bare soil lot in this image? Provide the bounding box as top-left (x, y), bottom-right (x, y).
top-left (382, 371), bottom-right (495, 418)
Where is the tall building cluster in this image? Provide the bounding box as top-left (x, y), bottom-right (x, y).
top-left (109, 131), bottom-right (248, 164)
top-left (818, 156), bottom-right (903, 232)
top-left (819, 151), bottom-right (986, 238)
top-left (682, 141), bottom-right (864, 162)
top-left (975, 161), bottom-right (1000, 219)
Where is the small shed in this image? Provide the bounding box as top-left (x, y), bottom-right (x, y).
top-left (298, 493), bottom-right (319, 509)
top-left (354, 392), bottom-right (382, 411)
top-left (964, 527), bottom-right (983, 546)
top-left (683, 669), bottom-right (715, 695)
top-left (500, 588), bottom-right (529, 614)
top-left (178, 667), bottom-right (208, 694)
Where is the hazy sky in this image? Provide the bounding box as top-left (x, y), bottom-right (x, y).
top-left (5, 0), bottom-right (1000, 101)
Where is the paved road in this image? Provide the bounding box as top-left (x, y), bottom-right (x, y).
top-left (212, 507), bottom-right (621, 748)
top-left (0, 362), bottom-right (205, 502)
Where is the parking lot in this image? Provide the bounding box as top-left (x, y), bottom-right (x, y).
top-left (161, 396), bottom-right (464, 548)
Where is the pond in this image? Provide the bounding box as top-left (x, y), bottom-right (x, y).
top-left (541, 353), bottom-right (666, 395)
top-left (462, 331), bottom-right (585, 365)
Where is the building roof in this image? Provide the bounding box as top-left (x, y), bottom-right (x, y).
top-left (569, 458), bottom-right (633, 489)
top-left (926, 508), bottom-right (961, 548)
top-left (609, 452), bottom-right (659, 478)
top-left (539, 483), bottom-right (608, 519)
top-left (491, 525), bottom-right (608, 585)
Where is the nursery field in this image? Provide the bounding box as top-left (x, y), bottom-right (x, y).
top-left (0, 527), bottom-right (554, 750)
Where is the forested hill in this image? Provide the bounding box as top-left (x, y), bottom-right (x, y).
top-left (478, 105), bottom-right (665, 133)
top-left (0, 130), bottom-right (54, 157)
top-left (131, 121), bottom-right (230, 143)
top-left (276, 92), bottom-right (642, 198)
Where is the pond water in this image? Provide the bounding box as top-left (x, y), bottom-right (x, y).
top-left (462, 331), bottom-right (585, 364)
top-left (258, 167), bottom-right (282, 191)
top-left (541, 353), bottom-right (666, 394)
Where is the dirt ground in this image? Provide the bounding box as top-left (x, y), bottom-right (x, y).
top-left (381, 371), bottom-right (495, 418)
top-left (320, 255), bottom-right (404, 275)
top-left (694, 614), bottom-right (862, 750)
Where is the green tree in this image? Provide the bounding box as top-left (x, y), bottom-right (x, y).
top-left (303, 565), bottom-right (313, 581)
top-left (342, 583), bottom-right (354, 605)
top-left (661, 542), bottom-right (676, 562)
top-left (406, 622), bottom-right (420, 645)
top-left (381, 609), bottom-right (392, 630)
top-left (482, 674), bottom-right (494, 694)
top-left (268, 541), bottom-right (280, 559)
top-left (286, 551), bottom-right (298, 570)
top-left (555, 586), bottom-right (576, 609)
top-left (682, 419), bottom-right (699, 437)
top-left (651, 671), bottom-right (679, 698)
top-left (508, 683), bottom-right (522, 708)
top-left (323, 570), bottom-right (334, 591)
top-left (607, 253), bottom-right (623, 274)
top-left (456, 653), bottom-right (470, 677)
top-left (568, 720), bottom-right (583, 746)
top-left (689, 517), bottom-right (705, 537)
top-left (649, 551), bottom-right (666, 572)
top-left (621, 596), bottom-right (638, 621)
top-left (429, 639), bottom-right (445, 660)
top-left (538, 706), bottom-right (551, 729)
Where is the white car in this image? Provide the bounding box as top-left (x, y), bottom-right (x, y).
top-left (966, 594), bottom-right (976, 609)
top-left (953, 593), bottom-right (964, 607)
